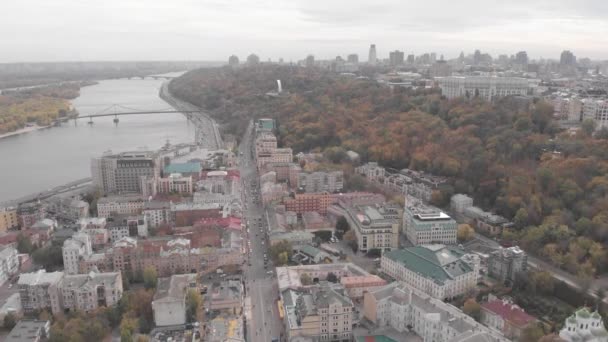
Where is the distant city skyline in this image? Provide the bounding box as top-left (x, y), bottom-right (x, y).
top-left (2, 0), bottom-right (608, 63)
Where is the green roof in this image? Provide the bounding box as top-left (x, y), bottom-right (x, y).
top-left (356, 336), bottom-right (398, 342)
top-left (384, 245), bottom-right (472, 285)
top-left (298, 245), bottom-right (323, 257)
top-left (164, 162), bottom-right (201, 174)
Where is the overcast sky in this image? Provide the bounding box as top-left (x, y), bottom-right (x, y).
top-left (2, 0), bottom-right (607, 63)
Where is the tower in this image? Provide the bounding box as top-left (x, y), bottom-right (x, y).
top-left (368, 44), bottom-right (377, 64)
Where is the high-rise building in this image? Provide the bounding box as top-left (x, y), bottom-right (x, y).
top-left (91, 151), bottom-right (160, 195)
top-left (560, 50), bottom-right (577, 66)
top-left (347, 54), bottom-right (359, 63)
top-left (473, 49), bottom-right (482, 65)
top-left (389, 50), bottom-right (404, 66)
top-left (228, 55), bottom-right (239, 66)
top-left (407, 54), bottom-right (415, 64)
top-left (368, 44), bottom-right (377, 64)
top-left (514, 51), bottom-right (528, 66)
top-left (305, 55), bottom-right (315, 68)
top-left (582, 99), bottom-right (608, 130)
top-left (246, 53), bottom-right (260, 65)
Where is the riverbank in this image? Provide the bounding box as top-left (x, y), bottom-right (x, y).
top-left (0, 124), bottom-right (51, 140)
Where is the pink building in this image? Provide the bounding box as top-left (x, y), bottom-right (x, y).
top-left (481, 298), bottom-right (536, 340)
top-left (340, 275), bottom-right (387, 298)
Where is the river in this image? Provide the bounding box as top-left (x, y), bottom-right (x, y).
top-left (0, 78), bottom-right (195, 203)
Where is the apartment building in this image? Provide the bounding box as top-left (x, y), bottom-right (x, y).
top-left (60, 271), bottom-right (123, 313)
top-left (354, 162), bottom-right (385, 182)
top-left (403, 196), bottom-right (457, 245)
top-left (450, 194), bottom-right (473, 214)
top-left (364, 282), bottom-right (507, 342)
top-left (583, 99), bottom-right (608, 130)
top-left (91, 150), bottom-right (161, 195)
top-left (6, 320), bottom-right (50, 342)
top-left (437, 76), bottom-right (531, 101)
top-left (381, 245), bottom-right (480, 300)
top-left (339, 275), bottom-right (387, 299)
top-left (282, 282), bottom-right (354, 341)
top-left (96, 195), bottom-right (145, 218)
top-left (17, 271), bottom-right (64, 314)
top-left (297, 171), bottom-right (344, 193)
top-left (342, 203), bottom-right (400, 252)
top-left (17, 202), bottom-right (45, 230)
top-left (263, 162), bottom-right (301, 186)
top-left (0, 245), bottom-right (19, 286)
top-left (142, 201), bottom-right (172, 228)
top-left (18, 269), bottom-right (122, 315)
top-left (140, 173), bottom-right (193, 197)
top-left (79, 236), bottom-right (243, 277)
top-left (106, 214), bottom-right (148, 242)
top-left (488, 246), bottom-right (528, 284)
top-left (283, 192), bottom-right (332, 215)
top-left (62, 232), bottom-right (93, 275)
top-left (206, 280), bottom-right (243, 314)
top-left (255, 131), bottom-right (293, 169)
top-left (152, 274), bottom-right (198, 326)
top-left (0, 207), bottom-right (19, 233)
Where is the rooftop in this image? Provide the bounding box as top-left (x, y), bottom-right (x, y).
top-left (6, 320), bottom-right (49, 342)
top-left (153, 274), bottom-right (197, 303)
top-left (383, 245), bottom-right (473, 285)
top-left (481, 299), bottom-right (536, 328)
top-left (164, 162), bottom-right (202, 174)
top-left (18, 270), bottom-right (63, 286)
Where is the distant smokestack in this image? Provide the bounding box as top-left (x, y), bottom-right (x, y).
top-left (277, 80), bottom-right (282, 93)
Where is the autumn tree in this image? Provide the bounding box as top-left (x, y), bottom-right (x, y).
top-left (143, 267), bottom-right (158, 289)
top-left (457, 224), bottom-right (475, 242)
top-left (463, 298), bottom-right (481, 321)
top-left (186, 289), bottom-right (202, 323)
top-left (300, 273), bottom-right (312, 285)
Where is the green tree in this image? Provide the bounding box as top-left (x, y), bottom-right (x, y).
top-left (185, 289), bottom-right (202, 323)
top-left (514, 208), bottom-right (529, 229)
top-left (300, 273), bottom-right (312, 285)
top-left (582, 118), bottom-right (597, 136)
top-left (520, 322), bottom-right (546, 342)
top-left (16, 233), bottom-right (34, 254)
top-left (463, 298), bottom-right (481, 321)
top-left (326, 272), bottom-right (338, 283)
top-left (269, 240), bottom-right (293, 265)
top-left (335, 216), bottom-right (350, 240)
top-left (143, 267), bottom-right (158, 290)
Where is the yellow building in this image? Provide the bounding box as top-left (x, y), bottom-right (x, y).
top-left (0, 208), bottom-right (19, 233)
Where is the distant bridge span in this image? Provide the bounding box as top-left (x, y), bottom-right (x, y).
top-left (75, 110), bottom-right (201, 119)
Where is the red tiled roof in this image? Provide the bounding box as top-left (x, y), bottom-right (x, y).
top-left (481, 300), bottom-right (536, 327)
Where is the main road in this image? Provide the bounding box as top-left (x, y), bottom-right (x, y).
top-left (238, 122), bottom-right (283, 342)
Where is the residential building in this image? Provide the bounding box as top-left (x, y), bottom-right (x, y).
top-left (152, 274), bottom-right (198, 326)
top-left (354, 162), bottom-right (385, 182)
top-left (437, 76), bottom-right (531, 101)
top-left (208, 316), bottom-right (245, 342)
top-left (172, 202), bottom-right (224, 227)
top-left (6, 320), bottom-right (50, 342)
top-left (17, 202), bottom-right (45, 230)
top-left (106, 215), bottom-right (148, 242)
top-left (403, 196), bottom-right (457, 246)
top-left (62, 232), bottom-right (93, 275)
top-left (297, 171), bottom-right (344, 193)
top-left (302, 211), bottom-right (332, 231)
top-left (340, 275), bottom-right (387, 299)
top-left (96, 195), bottom-right (145, 218)
top-left (91, 150), bottom-right (161, 195)
top-left (79, 217), bottom-right (106, 230)
top-left (363, 282), bottom-right (507, 342)
top-left (0, 245), bottom-right (19, 286)
top-left (342, 203), bottom-right (400, 252)
top-left (381, 245), bottom-right (480, 300)
top-left (0, 207), bottom-right (19, 232)
top-left (488, 246), bottom-right (528, 284)
top-left (17, 270), bottom-right (64, 314)
top-left (255, 131), bottom-right (293, 169)
top-left (476, 212), bottom-right (513, 237)
top-left (450, 194), bottom-right (473, 214)
top-left (284, 192), bottom-right (332, 215)
top-left (430, 60), bottom-right (452, 78)
top-left (481, 298), bottom-right (536, 340)
top-left (140, 173), bottom-right (193, 197)
top-left (293, 245), bottom-right (333, 264)
top-left (79, 235), bottom-right (243, 277)
top-left (61, 270), bottom-right (123, 313)
top-left (347, 54), bottom-right (358, 64)
top-left (560, 307), bottom-right (608, 342)
top-left (261, 182), bottom-right (288, 205)
top-left (282, 282), bottom-right (354, 341)
top-left (583, 99), bottom-right (608, 130)
top-left (276, 263), bottom-right (371, 292)
top-left (206, 280), bottom-right (243, 314)
top-left (142, 201), bottom-right (172, 228)
top-left (263, 162), bottom-right (301, 186)
top-left (389, 50), bottom-right (404, 66)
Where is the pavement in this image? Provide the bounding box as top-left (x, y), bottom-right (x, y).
top-left (237, 121), bottom-right (283, 342)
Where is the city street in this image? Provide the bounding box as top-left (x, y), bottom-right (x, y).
top-left (238, 122), bottom-right (283, 342)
